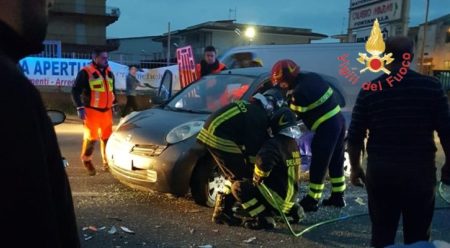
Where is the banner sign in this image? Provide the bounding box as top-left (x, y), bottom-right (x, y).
top-left (176, 45), bottom-right (198, 89)
top-left (19, 57), bottom-right (180, 91)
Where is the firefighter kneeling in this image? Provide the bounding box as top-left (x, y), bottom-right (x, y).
top-left (231, 107), bottom-right (304, 229)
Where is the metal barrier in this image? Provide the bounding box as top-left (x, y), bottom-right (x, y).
top-left (434, 70), bottom-right (450, 91)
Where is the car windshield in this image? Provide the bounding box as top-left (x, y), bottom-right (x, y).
top-left (165, 74), bottom-right (254, 113)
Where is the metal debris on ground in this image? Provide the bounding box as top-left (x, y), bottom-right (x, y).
top-left (355, 197), bottom-right (366, 205)
top-left (88, 226), bottom-right (98, 232)
top-left (120, 226), bottom-right (135, 234)
top-left (108, 226), bottom-right (118, 235)
top-left (243, 237), bottom-right (257, 243)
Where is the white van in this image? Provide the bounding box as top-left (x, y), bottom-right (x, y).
top-left (219, 43), bottom-right (407, 115)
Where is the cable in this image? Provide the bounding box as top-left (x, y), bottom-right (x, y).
top-left (260, 183), bottom-right (450, 238)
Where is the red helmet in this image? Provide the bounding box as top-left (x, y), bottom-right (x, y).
top-left (271, 59), bottom-right (300, 87)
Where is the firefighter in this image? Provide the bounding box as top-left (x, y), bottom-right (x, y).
top-left (72, 49), bottom-right (118, 176)
top-left (197, 88), bottom-right (285, 225)
top-left (196, 46), bottom-right (227, 78)
top-left (232, 107), bottom-right (304, 229)
top-left (271, 59), bottom-right (346, 212)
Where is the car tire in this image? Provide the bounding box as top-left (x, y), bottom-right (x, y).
top-left (190, 156), bottom-right (226, 207)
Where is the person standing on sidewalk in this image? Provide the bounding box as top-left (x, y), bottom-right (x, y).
top-left (348, 36), bottom-right (450, 247)
top-left (121, 64), bottom-right (145, 117)
top-left (0, 0), bottom-right (80, 246)
top-left (72, 49), bottom-right (118, 175)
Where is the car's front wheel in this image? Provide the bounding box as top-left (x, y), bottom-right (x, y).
top-left (190, 156), bottom-right (226, 207)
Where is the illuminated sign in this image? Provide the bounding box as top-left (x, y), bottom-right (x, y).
top-left (349, 0), bottom-right (402, 29)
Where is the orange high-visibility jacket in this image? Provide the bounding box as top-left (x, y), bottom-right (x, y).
top-left (83, 64), bottom-right (115, 109)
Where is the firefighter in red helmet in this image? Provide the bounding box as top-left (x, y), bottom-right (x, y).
top-left (271, 59), bottom-right (346, 212)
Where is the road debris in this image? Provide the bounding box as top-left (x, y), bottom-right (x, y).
top-left (121, 226), bottom-right (135, 234)
top-left (88, 226), bottom-right (98, 232)
top-left (108, 226), bottom-right (118, 235)
top-left (355, 197), bottom-right (366, 205)
top-left (243, 237), bottom-right (256, 243)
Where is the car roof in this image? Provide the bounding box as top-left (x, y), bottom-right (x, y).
top-left (218, 67), bottom-right (270, 77)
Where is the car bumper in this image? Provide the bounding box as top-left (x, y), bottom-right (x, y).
top-left (106, 135), bottom-right (206, 196)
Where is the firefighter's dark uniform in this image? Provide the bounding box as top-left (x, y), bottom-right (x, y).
top-left (289, 72), bottom-right (346, 208)
top-left (197, 100), bottom-right (270, 225)
top-left (197, 100), bottom-right (270, 181)
top-left (232, 134), bottom-right (301, 220)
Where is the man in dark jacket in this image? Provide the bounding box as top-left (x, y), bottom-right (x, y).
top-left (121, 64), bottom-right (145, 117)
top-left (348, 36), bottom-right (450, 247)
top-left (0, 0), bottom-right (80, 247)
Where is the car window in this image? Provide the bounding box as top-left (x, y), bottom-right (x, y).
top-left (167, 74), bottom-right (255, 113)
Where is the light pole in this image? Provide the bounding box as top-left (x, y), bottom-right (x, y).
top-left (167, 22), bottom-right (171, 66)
top-left (420, 0), bottom-right (430, 74)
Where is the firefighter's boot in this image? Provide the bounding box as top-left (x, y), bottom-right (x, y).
top-left (287, 203), bottom-right (305, 224)
top-left (212, 192), bottom-right (241, 226)
top-left (243, 212), bottom-right (276, 230)
top-left (300, 195), bottom-right (319, 212)
top-left (322, 192), bottom-right (346, 208)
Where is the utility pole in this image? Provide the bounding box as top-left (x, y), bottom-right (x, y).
top-left (420, 0), bottom-right (429, 74)
top-left (167, 22), bottom-right (171, 66)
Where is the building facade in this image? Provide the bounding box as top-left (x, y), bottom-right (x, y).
top-left (44, 0), bottom-right (120, 57)
top-left (153, 20), bottom-right (327, 62)
top-left (409, 14), bottom-right (450, 74)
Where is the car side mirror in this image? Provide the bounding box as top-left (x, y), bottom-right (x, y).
top-left (47, 110), bottom-right (66, 126)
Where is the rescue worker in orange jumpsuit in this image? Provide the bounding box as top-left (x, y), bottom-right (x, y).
top-left (271, 59), bottom-right (346, 212)
top-left (196, 46), bottom-right (226, 78)
top-left (72, 49), bottom-right (117, 175)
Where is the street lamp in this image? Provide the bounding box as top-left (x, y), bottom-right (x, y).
top-left (244, 26), bottom-right (256, 44)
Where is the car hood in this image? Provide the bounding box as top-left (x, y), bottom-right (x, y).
top-left (114, 108), bottom-right (208, 145)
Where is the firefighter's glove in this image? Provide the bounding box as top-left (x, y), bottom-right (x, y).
top-left (442, 163), bottom-right (450, 185)
top-left (350, 166), bottom-right (366, 188)
top-left (252, 174), bottom-right (264, 186)
top-left (77, 107), bottom-right (86, 120)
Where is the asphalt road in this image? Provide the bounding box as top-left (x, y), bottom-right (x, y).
top-left (55, 119), bottom-right (450, 248)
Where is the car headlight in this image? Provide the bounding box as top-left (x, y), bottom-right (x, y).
top-left (166, 121), bottom-right (205, 144)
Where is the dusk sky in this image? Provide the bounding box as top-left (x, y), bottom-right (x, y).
top-left (106, 0), bottom-right (449, 41)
